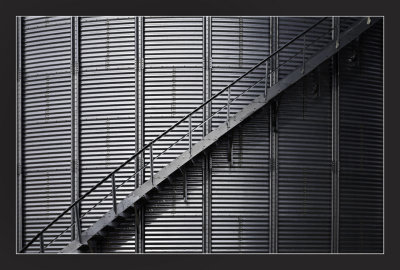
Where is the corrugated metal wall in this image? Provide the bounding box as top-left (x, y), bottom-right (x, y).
top-left (211, 107), bottom-right (270, 253)
top-left (21, 16), bottom-right (73, 252)
top-left (144, 160), bottom-right (204, 253)
top-left (277, 60), bottom-right (332, 253)
top-left (278, 17), bottom-right (332, 80)
top-left (338, 21), bottom-right (383, 253)
top-left (211, 17), bottom-right (269, 130)
top-left (143, 17), bottom-right (204, 181)
top-left (79, 16), bottom-right (136, 231)
top-left (142, 17), bottom-right (204, 252)
top-left (18, 17), bottom-right (383, 254)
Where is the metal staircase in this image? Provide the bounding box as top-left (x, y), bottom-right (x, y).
top-left (19, 16), bottom-right (379, 253)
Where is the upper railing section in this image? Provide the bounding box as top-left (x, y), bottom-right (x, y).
top-left (20, 16), bottom-right (337, 253)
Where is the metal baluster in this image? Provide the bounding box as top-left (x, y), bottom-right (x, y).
top-left (336, 17), bottom-right (340, 48)
top-left (150, 144), bottom-right (154, 185)
top-left (74, 204), bottom-right (82, 243)
top-left (302, 34), bottom-right (306, 74)
top-left (227, 87), bottom-right (231, 128)
top-left (189, 115), bottom-right (192, 155)
top-left (39, 234), bottom-right (44, 253)
top-left (111, 173), bottom-right (117, 214)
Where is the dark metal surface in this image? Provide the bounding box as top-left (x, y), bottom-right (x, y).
top-left (278, 17), bottom-right (333, 80)
top-left (277, 60), bottom-right (332, 253)
top-left (338, 20), bottom-right (383, 253)
top-left (211, 108), bottom-right (270, 253)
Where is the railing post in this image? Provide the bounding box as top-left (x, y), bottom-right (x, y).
top-left (227, 87), bottom-right (231, 128)
top-left (265, 60), bottom-right (269, 98)
top-left (189, 115), bottom-right (192, 155)
top-left (111, 173), bottom-right (117, 214)
top-left (302, 34), bottom-right (306, 74)
top-left (74, 204), bottom-right (82, 243)
top-left (150, 144), bottom-right (154, 185)
top-left (39, 234), bottom-right (44, 253)
top-left (335, 17), bottom-right (340, 49)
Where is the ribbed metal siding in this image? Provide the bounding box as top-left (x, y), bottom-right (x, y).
top-left (278, 17), bottom-right (332, 80)
top-left (340, 17), bottom-right (364, 32)
top-left (211, 17), bottom-right (269, 130)
top-left (21, 16), bottom-right (72, 252)
top-left (338, 21), bottom-right (383, 253)
top-left (143, 17), bottom-right (204, 180)
top-left (211, 108), bottom-right (270, 253)
top-left (143, 16), bottom-right (204, 253)
top-left (277, 61), bottom-right (332, 252)
top-left (144, 161), bottom-right (203, 253)
top-left (79, 17), bottom-right (136, 232)
top-left (95, 215), bottom-right (136, 253)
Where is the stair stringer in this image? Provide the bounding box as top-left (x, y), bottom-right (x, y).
top-left (61, 17), bottom-right (378, 253)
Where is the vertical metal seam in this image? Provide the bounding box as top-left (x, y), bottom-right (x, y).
top-left (202, 16), bottom-right (207, 253)
top-left (71, 16), bottom-right (81, 242)
top-left (140, 16), bottom-right (146, 254)
top-left (274, 16), bottom-right (280, 253)
top-left (70, 16), bottom-right (75, 222)
top-left (135, 16), bottom-right (146, 254)
top-left (17, 16), bottom-right (23, 251)
top-left (331, 16), bottom-right (340, 253)
top-left (208, 16), bottom-right (213, 254)
top-left (134, 16), bottom-right (140, 254)
top-left (268, 16), bottom-right (273, 254)
top-left (269, 16), bottom-right (280, 254)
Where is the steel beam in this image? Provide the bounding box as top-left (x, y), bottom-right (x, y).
top-left (60, 17), bottom-right (378, 253)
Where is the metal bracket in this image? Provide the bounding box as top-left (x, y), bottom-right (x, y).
top-left (227, 133), bottom-right (234, 167)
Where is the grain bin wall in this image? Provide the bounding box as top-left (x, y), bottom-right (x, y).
top-left (20, 16), bottom-right (73, 252)
top-left (17, 16), bottom-right (383, 254)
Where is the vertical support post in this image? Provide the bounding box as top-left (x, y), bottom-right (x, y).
top-left (111, 174), bottom-right (117, 214)
top-left (71, 16), bottom-right (81, 242)
top-left (227, 87), bottom-right (231, 127)
top-left (331, 16), bottom-right (340, 254)
top-left (189, 115), bottom-right (192, 154)
top-left (39, 234), bottom-right (44, 253)
top-left (73, 204), bottom-right (82, 243)
top-left (17, 16), bottom-right (24, 252)
top-left (183, 168), bottom-right (187, 203)
top-left (207, 16), bottom-right (213, 134)
top-left (335, 16), bottom-right (340, 49)
top-left (227, 133), bottom-right (233, 167)
top-left (150, 144), bottom-right (154, 185)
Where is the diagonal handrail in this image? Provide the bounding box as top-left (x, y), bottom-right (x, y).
top-left (19, 16), bottom-right (329, 253)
